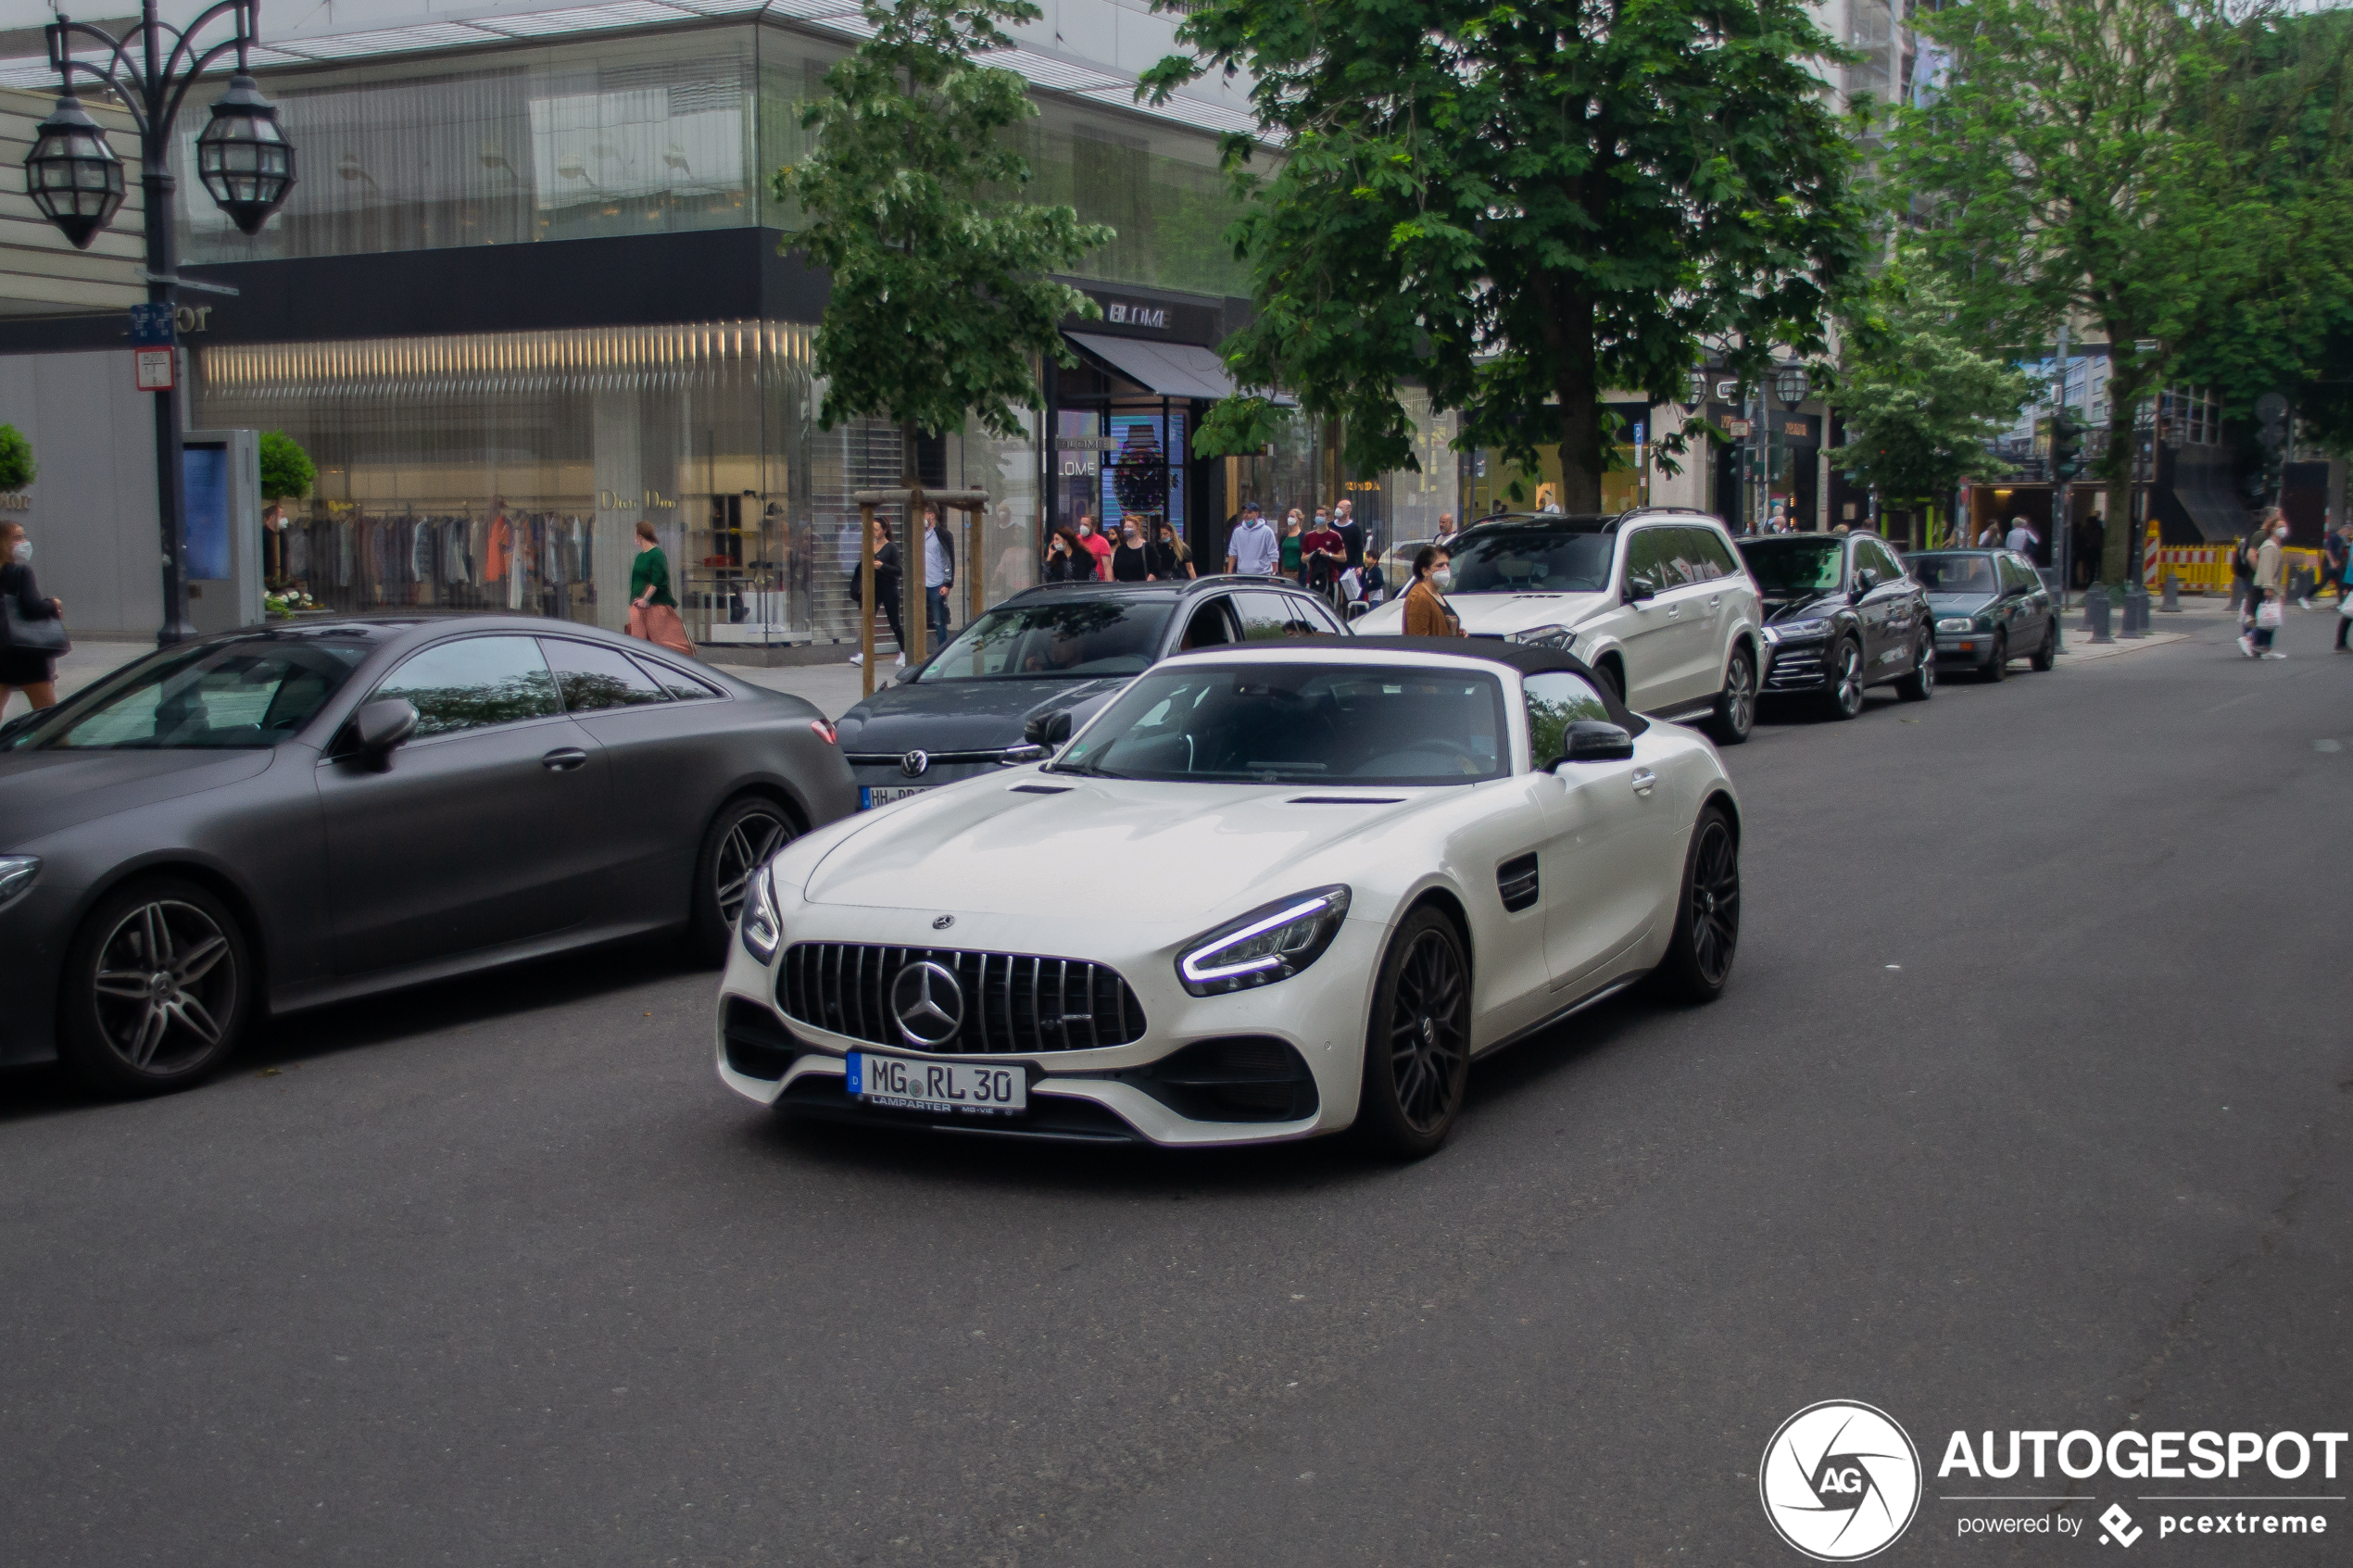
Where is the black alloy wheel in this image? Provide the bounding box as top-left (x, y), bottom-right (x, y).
top-left (60, 878), bottom-right (251, 1095)
top-left (1653, 805), bottom-right (1741, 1002)
top-left (1894, 634), bottom-right (1935, 701)
top-left (691, 796), bottom-right (795, 961)
top-left (1710, 646), bottom-right (1755, 745)
top-left (1982, 631), bottom-right (2009, 683)
top-left (2030, 621), bottom-right (2057, 672)
top-left (1357, 906), bottom-right (1473, 1158)
top-left (1822, 639), bottom-right (1865, 720)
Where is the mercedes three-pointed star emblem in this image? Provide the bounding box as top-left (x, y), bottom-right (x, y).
top-left (889, 960), bottom-right (964, 1047)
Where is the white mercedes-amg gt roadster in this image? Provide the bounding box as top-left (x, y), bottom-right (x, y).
top-left (715, 637), bottom-right (1741, 1155)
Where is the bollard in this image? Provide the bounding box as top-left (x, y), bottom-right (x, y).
top-left (2228, 579), bottom-right (2245, 614)
top-left (2084, 583), bottom-right (2114, 643)
top-left (2159, 570), bottom-right (2181, 612)
top-left (2120, 585), bottom-right (2149, 637)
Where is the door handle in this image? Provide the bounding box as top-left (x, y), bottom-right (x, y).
top-left (1630, 768), bottom-right (1656, 795)
top-left (1665, 605), bottom-right (1681, 619)
top-left (541, 748), bottom-right (589, 771)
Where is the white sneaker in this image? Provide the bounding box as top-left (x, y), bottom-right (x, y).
top-left (2301, 596), bottom-right (2315, 610)
top-left (895, 654), bottom-right (906, 668)
top-left (849, 651), bottom-right (864, 666)
top-left (2238, 634), bottom-right (2257, 658)
top-left (2261, 650), bottom-right (2288, 660)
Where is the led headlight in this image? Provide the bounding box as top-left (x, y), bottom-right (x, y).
top-left (1934, 617), bottom-right (1973, 633)
top-left (1764, 618), bottom-right (1830, 645)
top-left (0, 856), bottom-right (38, 911)
top-left (739, 861), bottom-right (782, 962)
top-left (1176, 885), bottom-right (1352, 997)
top-left (1505, 624), bottom-right (1574, 649)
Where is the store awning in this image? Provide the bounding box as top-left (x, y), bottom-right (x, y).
top-left (1064, 332), bottom-right (1246, 402)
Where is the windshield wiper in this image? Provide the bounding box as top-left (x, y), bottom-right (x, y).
top-left (1042, 759), bottom-right (1128, 779)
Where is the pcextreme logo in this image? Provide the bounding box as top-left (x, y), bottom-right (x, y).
top-left (1761, 1400), bottom-right (1924, 1562)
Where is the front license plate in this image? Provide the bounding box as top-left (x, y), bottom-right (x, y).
top-left (846, 1052), bottom-right (1027, 1116)
top-left (860, 784), bottom-right (933, 809)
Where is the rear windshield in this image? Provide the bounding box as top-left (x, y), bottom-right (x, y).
top-left (915, 597), bottom-right (1173, 680)
top-left (1446, 529), bottom-right (1616, 594)
top-left (6, 636), bottom-right (368, 751)
top-left (1050, 662), bottom-right (1510, 785)
top-left (1913, 555), bottom-right (1998, 595)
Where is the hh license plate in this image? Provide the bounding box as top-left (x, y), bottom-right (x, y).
top-left (860, 784), bottom-right (933, 809)
top-left (846, 1052), bottom-right (1027, 1116)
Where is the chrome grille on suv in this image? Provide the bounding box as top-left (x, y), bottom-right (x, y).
top-left (776, 944), bottom-right (1147, 1054)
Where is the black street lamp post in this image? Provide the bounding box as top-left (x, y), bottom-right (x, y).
top-left (23, 4), bottom-right (296, 646)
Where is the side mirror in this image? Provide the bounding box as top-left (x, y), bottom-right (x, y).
top-left (1550, 720), bottom-right (1635, 767)
top-left (1623, 574), bottom-right (1657, 604)
top-left (1024, 709), bottom-right (1075, 748)
top-left (1852, 568), bottom-right (1880, 597)
top-left (1345, 600), bottom-right (1370, 621)
top-left (348, 697), bottom-right (419, 765)
top-left (891, 661), bottom-right (921, 685)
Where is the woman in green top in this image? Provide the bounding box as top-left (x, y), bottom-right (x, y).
top-left (1279, 509), bottom-right (1304, 580)
top-left (627, 519), bottom-right (694, 653)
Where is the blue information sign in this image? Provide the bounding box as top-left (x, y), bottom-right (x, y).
top-left (128, 304), bottom-right (175, 346)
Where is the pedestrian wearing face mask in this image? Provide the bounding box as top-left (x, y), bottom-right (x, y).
top-left (1109, 520), bottom-right (1156, 581)
top-left (1402, 546), bottom-right (1463, 637)
top-left (2243, 508), bottom-right (2289, 659)
top-left (0, 521), bottom-right (67, 715)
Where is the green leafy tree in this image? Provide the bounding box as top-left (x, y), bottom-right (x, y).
top-left (777, 0), bottom-right (1112, 474)
top-left (1884, 0), bottom-right (2328, 586)
top-left (1827, 254), bottom-right (2036, 530)
top-left (0, 424), bottom-right (34, 492)
top-left (258, 430), bottom-right (316, 501)
top-left (1142, 0), bottom-right (1871, 511)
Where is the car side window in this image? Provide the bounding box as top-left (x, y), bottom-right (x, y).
top-left (1294, 594), bottom-right (1347, 633)
top-left (1673, 526), bottom-right (1721, 583)
top-left (1177, 598), bottom-right (1237, 651)
top-left (371, 635), bottom-right (560, 739)
top-left (541, 638), bottom-right (672, 712)
top-left (1692, 526), bottom-right (1741, 583)
top-left (1996, 556), bottom-right (2029, 593)
top-left (1236, 591), bottom-right (1309, 639)
top-left (1522, 671), bottom-right (1613, 768)
top-left (1858, 538), bottom-right (1902, 582)
top-left (1623, 529), bottom-right (1687, 592)
top-left (631, 657), bottom-right (724, 700)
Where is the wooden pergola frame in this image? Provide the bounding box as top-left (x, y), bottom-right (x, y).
top-left (851, 486), bottom-right (992, 698)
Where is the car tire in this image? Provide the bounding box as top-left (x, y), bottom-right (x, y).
top-left (2030, 621), bottom-right (2057, 671)
top-left (1594, 660), bottom-right (1626, 707)
top-left (1894, 635), bottom-right (1935, 701)
top-left (58, 877), bottom-right (252, 1097)
top-left (1707, 646), bottom-right (1755, 745)
top-left (1982, 632), bottom-right (2009, 682)
top-left (1821, 638), bottom-right (1865, 720)
top-left (689, 795), bottom-right (797, 964)
top-left (1652, 804), bottom-right (1740, 1004)
top-left (1354, 905), bottom-right (1473, 1160)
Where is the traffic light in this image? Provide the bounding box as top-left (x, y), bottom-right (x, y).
top-left (2048, 409), bottom-right (2082, 480)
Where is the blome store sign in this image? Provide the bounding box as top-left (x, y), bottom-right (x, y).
top-left (1760, 1400), bottom-right (2345, 1559)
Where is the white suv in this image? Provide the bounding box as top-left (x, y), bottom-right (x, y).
top-left (1359, 509), bottom-right (1764, 743)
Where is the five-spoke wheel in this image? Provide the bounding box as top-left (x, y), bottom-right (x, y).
top-left (1710, 646), bottom-right (1756, 745)
top-left (1654, 806), bottom-right (1741, 1002)
top-left (62, 879), bottom-right (250, 1094)
top-left (1823, 639), bottom-right (1865, 720)
top-left (693, 796), bottom-right (797, 960)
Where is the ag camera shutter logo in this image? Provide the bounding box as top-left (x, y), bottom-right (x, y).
top-left (1760, 1400), bottom-right (1922, 1561)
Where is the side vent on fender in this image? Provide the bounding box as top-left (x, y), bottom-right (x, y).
top-left (1497, 852), bottom-right (1540, 913)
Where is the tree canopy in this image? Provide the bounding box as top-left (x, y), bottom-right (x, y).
top-left (1826, 252), bottom-right (2036, 508)
top-left (258, 431), bottom-right (315, 502)
top-left (1144, 0), bottom-right (1870, 511)
top-left (777, 0), bottom-right (1112, 447)
top-left (0, 424), bottom-right (33, 493)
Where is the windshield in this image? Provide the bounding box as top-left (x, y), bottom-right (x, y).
top-left (6, 636), bottom-right (368, 751)
top-left (1445, 529), bottom-right (1616, 594)
top-left (915, 597), bottom-right (1173, 681)
top-left (1913, 555), bottom-right (1998, 595)
top-left (1050, 662), bottom-right (1509, 785)
top-left (1739, 537), bottom-right (1846, 595)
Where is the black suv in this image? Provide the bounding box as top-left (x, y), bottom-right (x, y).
top-left (1737, 532), bottom-right (1934, 718)
top-left (833, 576), bottom-right (1350, 808)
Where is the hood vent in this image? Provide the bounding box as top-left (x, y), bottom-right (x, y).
top-left (1009, 783), bottom-right (1072, 795)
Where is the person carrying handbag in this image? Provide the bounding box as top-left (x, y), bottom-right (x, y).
top-left (0, 521), bottom-right (68, 716)
top-left (2242, 508), bottom-right (2288, 660)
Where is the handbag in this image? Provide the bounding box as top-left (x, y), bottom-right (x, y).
top-left (1, 594), bottom-right (69, 656)
top-left (2256, 597), bottom-right (2284, 630)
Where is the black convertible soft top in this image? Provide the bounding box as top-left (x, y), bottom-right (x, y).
top-left (1284, 633), bottom-right (1651, 737)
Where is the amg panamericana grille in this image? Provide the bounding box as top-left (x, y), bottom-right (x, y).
top-left (776, 944), bottom-right (1147, 1054)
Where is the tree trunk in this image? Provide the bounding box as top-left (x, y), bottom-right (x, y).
top-left (901, 416), bottom-right (928, 665)
top-left (2096, 388), bottom-right (2138, 589)
top-left (1532, 270), bottom-right (1604, 512)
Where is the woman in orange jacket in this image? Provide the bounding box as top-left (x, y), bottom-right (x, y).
top-left (1400, 545), bottom-right (1464, 637)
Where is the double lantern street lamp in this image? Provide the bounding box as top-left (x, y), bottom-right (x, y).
top-left (22, 3), bottom-right (296, 644)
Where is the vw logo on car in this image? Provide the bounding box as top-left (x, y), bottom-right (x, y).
top-left (900, 749), bottom-right (930, 778)
top-left (889, 960), bottom-right (963, 1047)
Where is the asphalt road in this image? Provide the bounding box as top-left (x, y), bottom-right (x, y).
top-left (4, 608), bottom-right (2347, 1567)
